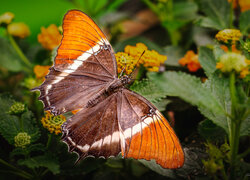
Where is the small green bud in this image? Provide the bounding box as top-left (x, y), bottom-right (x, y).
top-left (23, 77), bottom-right (40, 89)
top-left (243, 41), bottom-right (250, 53)
top-left (14, 132), bottom-right (31, 148)
top-left (9, 102), bottom-right (26, 115)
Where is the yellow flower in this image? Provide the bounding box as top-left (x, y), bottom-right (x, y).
top-left (38, 24), bottom-right (62, 50)
top-left (0, 12), bottom-right (14, 25)
top-left (115, 52), bottom-right (137, 75)
top-left (33, 65), bottom-right (50, 79)
top-left (216, 52), bottom-right (249, 78)
top-left (14, 132), bottom-right (31, 148)
top-left (215, 29), bottom-right (242, 44)
top-left (7, 22), bottom-right (30, 38)
top-left (124, 43), bottom-right (167, 72)
top-left (41, 111), bottom-right (66, 135)
top-left (179, 50), bottom-right (201, 72)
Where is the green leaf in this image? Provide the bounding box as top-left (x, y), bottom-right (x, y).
top-left (198, 46), bottom-right (217, 77)
top-left (18, 153), bottom-right (60, 174)
top-left (0, 37), bottom-right (24, 72)
top-left (148, 71), bottom-right (225, 116)
top-left (0, 94), bottom-right (40, 145)
top-left (173, 1), bottom-right (198, 20)
top-left (130, 79), bottom-right (166, 103)
top-left (198, 119), bottom-right (227, 141)
top-left (240, 115), bottom-right (250, 136)
top-left (198, 0), bottom-right (231, 30)
top-left (0, 94), bottom-right (20, 144)
top-left (239, 10), bottom-right (250, 35)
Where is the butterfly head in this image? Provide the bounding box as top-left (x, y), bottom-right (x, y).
top-left (120, 75), bottom-right (132, 86)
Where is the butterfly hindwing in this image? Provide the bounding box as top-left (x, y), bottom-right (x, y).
top-left (62, 94), bottom-right (121, 160)
top-left (117, 89), bottom-right (184, 169)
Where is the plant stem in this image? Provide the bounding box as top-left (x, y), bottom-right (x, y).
top-left (7, 33), bottom-right (32, 70)
top-left (46, 134), bottom-right (52, 149)
top-left (0, 159), bottom-right (33, 179)
top-left (229, 72), bottom-right (241, 180)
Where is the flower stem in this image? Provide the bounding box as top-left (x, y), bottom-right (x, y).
top-left (7, 32), bottom-right (32, 70)
top-left (0, 158), bottom-right (33, 179)
top-left (229, 72), bottom-right (241, 180)
top-left (46, 133), bottom-right (52, 149)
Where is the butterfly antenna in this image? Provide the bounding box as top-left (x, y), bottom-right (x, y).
top-left (129, 50), bottom-right (145, 79)
top-left (119, 66), bottom-right (126, 78)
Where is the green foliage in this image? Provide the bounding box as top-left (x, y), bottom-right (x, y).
top-left (197, 0), bottom-right (231, 30)
top-left (0, 37), bottom-right (25, 72)
top-left (239, 10), bottom-right (250, 35)
top-left (18, 153), bottom-right (60, 174)
top-left (0, 94), bottom-right (40, 145)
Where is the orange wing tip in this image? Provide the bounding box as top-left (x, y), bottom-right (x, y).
top-left (121, 110), bottom-right (185, 169)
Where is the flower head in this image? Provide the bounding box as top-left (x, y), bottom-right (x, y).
top-left (41, 111), bottom-right (66, 135)
top-left (38, 24), bottom-right (62, 50)
top-left (7, 22), bottom-right (30, 38)
top-left (14, 132), bottom-right (31, 148)
top-left (34, 65), bottom-right (50, 79)
top-left (0, 12), bottom-right (14, 25)
top-left (9, 102), bottom-right (26, 115)
top-left (216, 52), bottom-right (249, 78)
top-left (124, 43), bottom-right (167, 72)
top-left (215, 29), bottom-right (242, 44)
top-left (115, 52), bottom-right (137, 74)
top-left (179, 50), bottom-right (201, 72)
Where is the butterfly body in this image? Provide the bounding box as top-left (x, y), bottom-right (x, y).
top-left (33, 10), bottom-right (184, 169)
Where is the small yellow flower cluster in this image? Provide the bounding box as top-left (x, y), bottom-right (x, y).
top-left (215, 29), bottom-right (242, 44)
top-left (9, 102), bottom-right (26, 115)
top-left (41, 111), bottom-right (66, 135)
top-left (179, 50), bottom-right (201, 72)
top-left (33, 65), bottom-right (50, 79)
top-left (14, 132), bottom-right (31, 148)
top-left (115, 52), bottom-right (137, 74)
top-left (216, 52), bottom-right (249, 78)
top-left (124, 43), bottom-right (167, 72)
top-left (38, 24), bottom-right (62, 50)
top-left (0, 12), bottom-right (30, 39)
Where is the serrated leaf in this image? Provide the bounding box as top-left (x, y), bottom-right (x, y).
top-left (239, 10), bottom-right (250, 35)
top-left (0, 94), bottom-right (20, 144)
top-left (18, 153), bottom-right (60, 174)
top-left (199, 0), bottom-right (231, 30)
top-left (198, 46), bottom-right (217, 77)
top-left (0, 94), bottom-right (40, 144)
top-left (148, 71), bottom-right (225, 116)
top-left (0, 37), bottom-right (24, 72)
top-left (130, 79), bottom-right (167, 103)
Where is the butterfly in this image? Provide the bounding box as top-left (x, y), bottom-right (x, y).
top-left (33, 10), bottom-right (184, 169)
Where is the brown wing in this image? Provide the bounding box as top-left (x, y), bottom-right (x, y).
top-left (32, 10), bottom-right (117, 115)
top-left (61, 93), bottom-right (121, 161)
top-left (117, 89), bottom-right (184, 169)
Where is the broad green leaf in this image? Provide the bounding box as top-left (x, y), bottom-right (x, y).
top-left (199, 0), bottom-right (231, 30)
top-left (173, 1), bottom-right (198, 20)
top-left (198, 46), bottom-right (217, 77)
top-left (201, 73), bottom-right (231, 134)
top-left (239, 10), bottom-right (250, 35)
top-left (196, 16), bottom-right (224, 30)
top-left (18, 153), bottom-right (60, 174)
top-left (130, 79), bottom-right (166, 103)
top-left (0, 37), bottom-right (24, 72)
top-left (148, 71), bottom-right (225, 116)
top-left (240, 115), bottom-right (250, 136)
